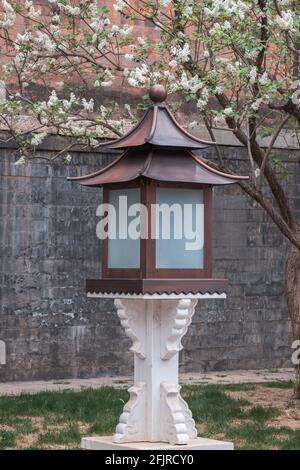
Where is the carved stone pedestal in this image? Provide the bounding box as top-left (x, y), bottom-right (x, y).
top-left (113, 298), bottom-right (197, 445)
top-left (81, 294), bottom-right (234, 450)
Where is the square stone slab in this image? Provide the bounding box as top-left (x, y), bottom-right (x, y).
top-left (81, 436), bottom-right (234, 450)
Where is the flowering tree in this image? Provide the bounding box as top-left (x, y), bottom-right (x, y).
top-left (1, 0), bottom-right (300, 396)
top-left (0, 0), bottom-right (135, 162)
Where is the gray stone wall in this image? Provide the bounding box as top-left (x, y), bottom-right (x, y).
top-left (0, 144), bottom-right (298, 381)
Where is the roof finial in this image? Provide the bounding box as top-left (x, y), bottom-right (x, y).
top-left (149, 84), bottom-right (167, 103)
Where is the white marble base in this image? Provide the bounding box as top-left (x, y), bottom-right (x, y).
top-left (112, 299), bottom-right (198, 444)
top-left (81, 435), bottom-right (234, 450)
top-left (81, 298), bottom-right (231, 448)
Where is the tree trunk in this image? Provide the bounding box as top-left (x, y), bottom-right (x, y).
top-left (285, 221), bottom-right (300, 399)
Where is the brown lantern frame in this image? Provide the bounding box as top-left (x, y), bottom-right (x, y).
top-left (102, 179), bottom-right (212, 280)
top-left (69, 85), bottom-right (248, 296)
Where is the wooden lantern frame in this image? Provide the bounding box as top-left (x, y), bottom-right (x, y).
top-left (69, 86), bottom-right (248, 296)
top-left (102, 179), bottom-right (212, 280)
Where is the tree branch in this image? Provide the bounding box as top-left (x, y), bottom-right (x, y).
top-left (258, 114), bottom-right (291, 190)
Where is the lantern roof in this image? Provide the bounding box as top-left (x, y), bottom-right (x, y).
top-left (69, 147), bottom-right (248, 186)
top-left (68, 84), bottom-right (248, 186)
top-left (93, 84), bottom-right (213, 150)
top-left (96, 106), bottom-right (210, 150)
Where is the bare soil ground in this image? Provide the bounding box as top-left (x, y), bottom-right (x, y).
top-left (227, 384), bottom-right (300, 430)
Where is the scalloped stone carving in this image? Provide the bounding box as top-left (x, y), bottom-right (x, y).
top-left (161, 299), bottom-right (197, 360)
top-left (113, 382), bottom-right (146, 443)
top-left (114, 299), bottom-right (146, 359)
top-left (160, 381), bottom-right (197, 445)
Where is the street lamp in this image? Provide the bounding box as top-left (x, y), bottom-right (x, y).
top-left (68, 84), bottom-right (248, 450)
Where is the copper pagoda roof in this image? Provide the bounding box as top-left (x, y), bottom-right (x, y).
top-left (96, 105), bottom-right (212, 150)
top-left (68, 84), bottom-right (248, 186)
top-left (69, 147), bottom-right (248, 186)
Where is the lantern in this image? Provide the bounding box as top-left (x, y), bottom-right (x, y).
top-left (69, 85), bottom-right (247, 297)
top-left (68, 85), bottom-right (248, 450)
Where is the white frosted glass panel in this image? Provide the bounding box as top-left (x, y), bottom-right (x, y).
top-left (108, 188), bottom-right (140, 268)
top-left (155, 188), bottom-right (204, 269)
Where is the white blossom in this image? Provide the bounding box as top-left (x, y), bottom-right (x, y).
top-left (275, 11), bottom-right (294, 30)
top-left (0, 80), bottom-right (5, 103)
top-left (113, 0), bottom-right (126, 12)
top-left (223, 107), bottom-right (234, 116)
top-left (0, 0), bottom-right (16, 28)
top-left (189, 121), bottom-right (198, 129)
top-left (89, 138), bottom-right (99, 147)
top-left (14, 156), bottom-right (26, 166)
top-left (35, 31), bottom-right (56, 52)
top-left (209, 22), bottom-right (221, 34)
top-left (163, 70), bottom-right (175, 81)
top-left (127, 64), bottom-right (149, 87)
top-left (204, 0), bottom-right (250, 21)
top-left (28, 6), bottom-right (41, 19)
top-left (138, 37), bottom-right (147, 46)
top-left (213, 115), bottom-right (226, 126)
top-left (196, 98), bottom-right (208, 110)
top-left (17, 31), bottom-right (32, 44)
top-left (249, 67), bottom-right (257, 84)
top-left (215, 85), bottom-right (223, 95)
top-left (82, 98), bottom-right (94, 112)
top-left (104, 69), bottom-right (114, 80)
top-left (251, 98), bottom-right (263, 111)
top-left (62, 93), bottom-right (76, 110)
top-left (31, 132), bottom-right (47, 146)
top-left (52, 14), bottom-right (60, 24)
top-left (125, 53), bottom-right (134, 61)
top-left (179, 73), bottom-right (203, 94)
top-left (50, 25), bottom-right (60, 37)
top-left (65, 153), bottom-right (72, 164)
top-left (245, 49), bottom-right (258, 60)
top-left (170, 43), bottom-right (190, 63)
top-left (119, 25), bottom-right (133, 37)
top-left (128, 77), bottom-right (138, 87)
top-left (223, 21), bottom-right (231, 30)
top-left (60, 5), bottom-right (81, 16)
top-left (259, 72), bottom-right (269, 85)
top-left (181, 4), bottom-right (193, 17)
top-left (169, 59), bottom-right (178, 68)
top-left (47, 90), bottom-right (59, 107)
top-left (169, 82), bottom-right (179, 93)
top-left (70, 123), bottom-right (86, 136)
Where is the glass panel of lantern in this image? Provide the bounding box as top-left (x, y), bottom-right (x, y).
top-left (107, 187), bottom-right (141, 269)
top-left (155, 188), bottom-right (204, 269)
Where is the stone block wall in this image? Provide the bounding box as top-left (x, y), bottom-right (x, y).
top-left (0, 144), bottom-right (298, 380)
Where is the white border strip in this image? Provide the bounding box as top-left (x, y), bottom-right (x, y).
top-left (87, 292), bottom-right (227, 300)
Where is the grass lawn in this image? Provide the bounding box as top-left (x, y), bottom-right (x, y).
top-left (0, 381), bottom-right (299, 450)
